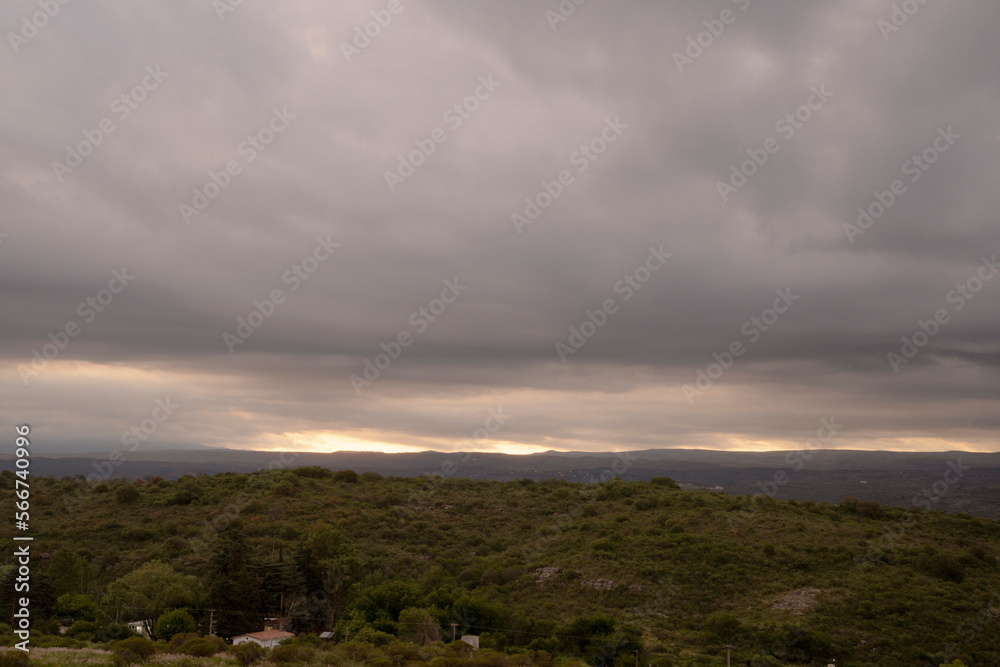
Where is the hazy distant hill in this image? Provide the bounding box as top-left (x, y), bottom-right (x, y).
top-left (5, 448), bottom-right (1000, 518)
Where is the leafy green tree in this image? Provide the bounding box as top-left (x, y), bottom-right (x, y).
top-left (54, 593), bottom-right (97, 621)
top-left (556, 615), bottom-right (615, 655)
top-left (102, 560), bottom-right (200, 632)
top-left (348, 581), bottom-right (420, 633)
top-left (398, 608), bottom-right (441, 645)
top-left (0, 567), bottom-right (56, 623)
top-left (704, 612), bottom-right (742, 644)
top-left (154, 609), bottom-right (196, 640)
top-left (47, 548), bottom-right (85, 597)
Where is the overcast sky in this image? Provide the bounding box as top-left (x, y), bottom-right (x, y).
top-left (2, 0), bottom-right (999, 455)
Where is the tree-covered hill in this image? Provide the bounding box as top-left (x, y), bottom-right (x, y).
top-left (1, 467), bottom-right (998, 666)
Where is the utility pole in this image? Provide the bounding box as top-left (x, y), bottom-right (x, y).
top-left (634, 649), bottom-right (639, 667)
top-left (451, 623), bottom-right (457, 642)
top-left (208, 610), bottom-right (216, 637)
top-left (725, 644), bottom-right (732, 667)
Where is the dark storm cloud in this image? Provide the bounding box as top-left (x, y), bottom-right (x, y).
top-left (1, 0), bottom-right (998, 453)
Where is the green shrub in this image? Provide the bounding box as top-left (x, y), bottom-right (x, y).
top-left (54, 593), bottom-right (98, 622)
top-left (356, 627), bottom-right (395, 646)
top-left (291, 466), bottom-right (333, 478)
top-left (269, 644), bottom-right (301, 662)
top-left (155, 609), bottom-right (196, 640)
top-left (67, 620), bottom-right (97, 640)
top-left (115, 484), bottom-right (141, 505)
top-left (841, 497), bottom-right (886, 519)
top-left (179, 637), bottom-right (216, 657)
top-left (230, 642), bottom-right (266, 666)
top-left (920, 552), bottom-right (965, 582)
top-left (0, 650), bottom-right (29, 667)
top-left (166, 632), bottom-right (199, 652)
top-left (30, 617), bottom-right (60, 635)
top-left (333, 470), bottom-right (360, 484)
top-left (112, 636), bottom-right (156, 664)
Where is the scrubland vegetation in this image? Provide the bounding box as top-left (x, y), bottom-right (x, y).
top-left (0, 467), bottom-right (997, 666)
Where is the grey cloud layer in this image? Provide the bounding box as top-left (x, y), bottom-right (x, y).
top-left (1, 0), bottom-right (998, 452)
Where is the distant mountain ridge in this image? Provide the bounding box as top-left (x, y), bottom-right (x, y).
top-left (4, 447), bottom-right (1000, 517)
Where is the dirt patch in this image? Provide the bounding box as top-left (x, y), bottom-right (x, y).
top-left (769, 587), bottom-right (822, 614)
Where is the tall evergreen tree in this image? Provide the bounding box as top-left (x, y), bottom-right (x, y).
top-left (207, 524), bottom-right (262, 638)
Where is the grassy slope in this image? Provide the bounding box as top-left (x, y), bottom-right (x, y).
top-left (3, 470), bottom-right (1000, 665)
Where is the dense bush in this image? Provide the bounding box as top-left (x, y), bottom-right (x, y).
top-left (333, 469), bottom-right (360, 484)
top-left (154, 609), bottom-right (196, 640)
top-left (230, 642), bottom-right (266, 666)
top-left (112, 636), bottom-right (156, 665)
top-left (269, 644), bottom-right (302, 662)
top-left (115, 484), bottom-right (141, 505)
top-left (0, 650), bottom-right (28, 667)
top-left (178, 637), bottom-right (216, 657)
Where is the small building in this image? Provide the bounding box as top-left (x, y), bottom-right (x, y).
top-left (126, 621), bottom-right (152, 638)
top-left (232, 630), bottom-right (295, 649)
top-left (461, 635), bottom-right (480, 650)
top-left (318, 631), bottom-right (335, 641)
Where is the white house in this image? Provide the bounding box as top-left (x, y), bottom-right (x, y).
top-left (232, 630), bottom-right (295, 649)
top-left (126, 621), bottom-right (151, 638)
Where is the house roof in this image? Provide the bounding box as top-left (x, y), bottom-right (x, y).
top-left (233, 630), bottom-right (295, 641)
